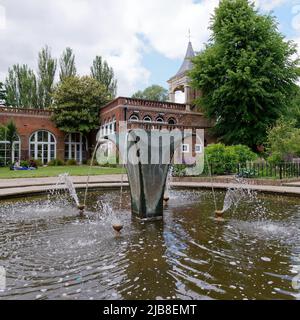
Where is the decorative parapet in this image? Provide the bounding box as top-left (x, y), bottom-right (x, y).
top-left (0, 106), bottom-right (52, 117)
top-left (101, 97), bottom-right (187, 111)
top-left (127, 120), bottom-right (211, 130)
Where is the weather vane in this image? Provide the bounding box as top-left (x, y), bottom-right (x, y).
top-left (188, 29), bottom-right (191, 42)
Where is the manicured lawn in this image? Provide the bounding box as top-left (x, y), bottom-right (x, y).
top-left (0, 165), bottom-right (125, 179)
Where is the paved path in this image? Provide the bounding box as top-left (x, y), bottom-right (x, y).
top-left (0, 174), bottom-right (127, 189)
top-left (172, 181), bottom-right (300, 196)
top-left (1, 174), bottom-right (300, 199)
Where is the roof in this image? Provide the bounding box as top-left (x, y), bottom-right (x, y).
top-left (169, 41), bottom-right (195, 81)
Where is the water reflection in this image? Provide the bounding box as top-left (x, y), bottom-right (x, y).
top-left (0, 190), bottom-right (300, 300)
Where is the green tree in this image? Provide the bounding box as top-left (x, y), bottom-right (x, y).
top-left (37, 45), bottom-right (57, 109)
top-left (0, 120), bottom-right (18, 165)
top-left (51, 76), bottom-right (108, 134)
top-left (190, 0), bottom-right (299, 148)
top-left (266, 119), bottom-right (300, 163)
top-left (132, 84), bottom-right (168, 101)
top-left (5, 64), bottom-right (38, 108)
top-left (0, 81), bottom-right (6, 104)
top-left (91, 56), bottom-right (117, 98)
top-left (59, 47), bottom-right (77, 82)
top-left (282, 86), bottom-right (300, 128)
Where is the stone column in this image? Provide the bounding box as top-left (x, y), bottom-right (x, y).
top-left (184, 85), bottom-right (191, 104)
top-left (169, 91), bottom-right (175, 103)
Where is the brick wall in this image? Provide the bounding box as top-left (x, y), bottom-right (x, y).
top-left (0, 108), bottom-right (65, 161)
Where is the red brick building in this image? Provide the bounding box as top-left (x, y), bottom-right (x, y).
top-left (0, 41), bottom-right (213, 166)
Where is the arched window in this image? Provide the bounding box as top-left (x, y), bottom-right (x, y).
top-left (168, 118), bottom-right (176, 125)
top-left (143, 116), bottom-right (152, 122)
top-left (29, 131), bottom-right (56, 164)
top-left (156, 117), bottom-right (164, 123)
top-left (129, 114), bottom-right (139, 121)
top-left (65, 133), bottom-right (88, 164)
top-left (0, 135), bottom-right (21, 165)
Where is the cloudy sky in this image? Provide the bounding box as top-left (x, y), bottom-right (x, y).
top-left (0, 0), bottom-right (299, 96)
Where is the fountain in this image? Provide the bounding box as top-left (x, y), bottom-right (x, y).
top-left (87, 127), bottom-right (188, 221)
top-left (55, 173), bottom-right (85, 215)
top-left (1, 188), bottom-right (300, 300)
top-left (125, 129), bottom-right (183, 220)
top-left (163, 166), bottom-right (173, 203)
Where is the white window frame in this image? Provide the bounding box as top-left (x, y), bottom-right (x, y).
top-left (195, 144), bottom-right (203, 154)
top-left (181, 144), bottom-right (189, 153)
top-left (65, 133), bottom-right (87, 164)
top-left (143, 116), bottom-right (152, 123)
top-left (129, 115), bottom-right (139, 122)
top-left (0, 136), bottom-right (21, 164)
top-left (29, 131), bottom-right (56, 164)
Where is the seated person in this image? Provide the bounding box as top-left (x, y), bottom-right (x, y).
top-left (29, 159), bottom-right (38, 169)
top-left (13, 160), bottom-right (36, 171)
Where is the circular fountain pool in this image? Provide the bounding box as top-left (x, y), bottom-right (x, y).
top-left (0, 189), bottom-right (300, 300)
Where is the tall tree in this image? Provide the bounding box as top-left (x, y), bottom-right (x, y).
top-left (37, 45), bottom-right (57, 109)
top-left (282, 85), bottom-right (300, 128)
top-left (132, 84), bottom-right (168, 101)
top-left (190, 0), bottom-right (300, 148)
top-left (51, 76), bottom-right (108, 134)
top-left (5, 64), bottom-right (38, 108)
top-left (91, 56), bottom-right (117, 99)
top-left (0, 120), bottom-right (18, 165)
top-left (0, 81), bottom-right (6, 104)
top-left (59, 47), bottom-right (77, 82)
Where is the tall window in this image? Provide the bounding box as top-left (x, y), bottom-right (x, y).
top-left (0, 136), bottom-right (20, 165)
top-left (65, 133), bottom-right (87, 164)
top-left (99, 117), bottom-right (116, 137)
top-left (29, 131), bottom-right (56, 164)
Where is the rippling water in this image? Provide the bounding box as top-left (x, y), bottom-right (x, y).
top-left (1, 189), bottom-right (300, 300)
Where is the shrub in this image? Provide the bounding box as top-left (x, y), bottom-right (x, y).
top-left (88, 158), bottom-right (98, 166)
top-left (20, 160), bottom-right (29, 168)
top-left (34, 159), bottom-right (43, 167)
top-left (205, 143), bottom-right (257, 175)
top-left (172, 164), bottom-right (187, 177)
top-left (66, 159), bottom-right (77, 166)
top-left (231, 145), bottom-right (257, 165)
top-left (266, 119), bottom-right (300, 163)
top-left (47, 158), bottom-right (64, 166)
top-left (0, 159), bottom-right (5, 167)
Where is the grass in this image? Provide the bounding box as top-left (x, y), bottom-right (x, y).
top-left (0, 165), bottom-right (125, 179)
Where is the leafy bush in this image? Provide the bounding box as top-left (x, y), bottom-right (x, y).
top-left (205, 143), bottom-right (257, 175)
top-left (266, 119), bottom-right (300, 163)
top-left (0, 159), bottom-right (6, 167)
top-left (47, 158), bottom-right (64, 166)
top-left (172, 164), bottom-right (187, 177)
top-left (66, 159), bottom-right (77, 166)
top-left (20, 160), bottom-right (29, 168)
top-left (33, 159), bottom-right (43, 167)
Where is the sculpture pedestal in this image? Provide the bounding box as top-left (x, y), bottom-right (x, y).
top-left (126, 163), bottom-right (169, 220)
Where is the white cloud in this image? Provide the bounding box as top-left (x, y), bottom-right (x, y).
top-left (0, 0), bottom-right (290, 96)
top-left (0, 0), bottom-right (219, 95)
top-left (254, 0), bottom-right (289, 11)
